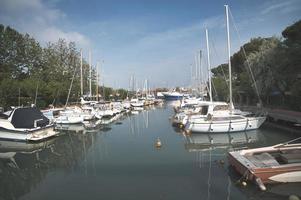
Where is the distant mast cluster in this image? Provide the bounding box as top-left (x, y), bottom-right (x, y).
top-left (80, 49), bottom-right (101, 100)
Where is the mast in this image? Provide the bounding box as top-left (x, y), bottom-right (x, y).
top-left (96, 62), bottom-right (99, 101)
top-left (194, 53), bottom-right (198, 88)
top-left (205, 29), bottom-right (212, 102)
top-left (80, 49), bottom-right (83, 96)
top-left (225, 5), bottom-right (233, 110)
top-left (89, 50), bottom-right (92, 97)
top-left (190, 64), bottom-right (193, 87)
top-left (198, 50), bottom-right (202, 88)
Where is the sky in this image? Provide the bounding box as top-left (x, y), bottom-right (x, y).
top-left (0, 0), bottom-right (301, 89)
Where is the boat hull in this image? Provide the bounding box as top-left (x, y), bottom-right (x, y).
top-left (55, 116), bottom-right (84, 124)
top-left (185, 116), bottom-right (266, 133)
top-left (163, 95), bottom-right (183, 100)
top-left (0, 125), bottom-right (58, 142)
top-left (228, 151), bottom-right (301, 184)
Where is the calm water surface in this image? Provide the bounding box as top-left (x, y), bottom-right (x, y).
top-left (0, 103), bottom-right (300, 200)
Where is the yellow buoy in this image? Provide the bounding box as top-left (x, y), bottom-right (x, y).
top-left (155, 138), bottom-right (162, 148)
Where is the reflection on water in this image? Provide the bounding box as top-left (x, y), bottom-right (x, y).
top-left (0, 130), bottom-right (102, 200)
top-left (0, 104), bottom-right (300, 200)
top-left (184, 130), bottom-right (265, 152)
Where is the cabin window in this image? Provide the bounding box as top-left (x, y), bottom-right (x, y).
top-left (213, 105), bottom-right (229, 111)
top-left (201, 106), bottom-right (208, 115)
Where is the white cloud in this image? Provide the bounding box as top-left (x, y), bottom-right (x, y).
top-left (0, 0), bottom-right (90, 47)
top-left (261, 0), bottom-right (301, 15)
top-left (37, 26), bottom-right (91, 47)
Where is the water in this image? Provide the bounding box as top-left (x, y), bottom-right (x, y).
top-left (0, 104), bottom-right (300, 200)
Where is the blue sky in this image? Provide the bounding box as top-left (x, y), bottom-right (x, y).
top-left (1, 0), bottom-right (301, 89)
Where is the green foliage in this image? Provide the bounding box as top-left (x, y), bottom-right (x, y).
top-left (211, 20), bottom-right (301, 110)
top-left (0, 24), bottom-right (127, 109)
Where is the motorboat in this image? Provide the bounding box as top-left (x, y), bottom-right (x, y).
top-left (130, 98), bottom-right (144, 107)
top-left (162, 91), bottom-right (185, 100)
top-left (0, 107), bottom-right (58, 141)
top-left (81, 105), bottom-right (96, 120)
top-left (54, 109), bottom-right (84, 124)
top-left (228, 138), bottom-right (301, 191)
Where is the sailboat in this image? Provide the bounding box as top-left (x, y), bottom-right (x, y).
top-left (185, 5), bottom-right (266, 133)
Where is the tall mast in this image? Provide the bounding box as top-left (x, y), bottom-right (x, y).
top-left (96, 62), bottom-right (99, 101)
top-left (80, 49), bottom-right (83, 96)
top-left (190, 64), bottom-right (193, 87)
top-left (225, 5), bottom-right (233, 110)
top-left (89, 50), bottom-right (92, 97)
top-left (198, 50), bottom-right (202, 86)
top-left (194, 53), bottom-right (198, 88)
top-left (205, 29), bottom-right (212, 102)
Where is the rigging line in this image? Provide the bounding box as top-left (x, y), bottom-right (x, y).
top-left (210, 38), bottom-right (229, 88)
top-left (65, 61), bottom-right (78, 108)
top-left (228, 8), bottom-right (262, 105)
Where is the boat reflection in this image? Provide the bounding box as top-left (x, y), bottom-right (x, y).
top-left (184, 130), bottom-right (264, 152)
top-left (0, 131), bottom-right (99, 200)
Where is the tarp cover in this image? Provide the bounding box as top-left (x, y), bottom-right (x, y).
top-left (11, 107), bottom-right (50, 128)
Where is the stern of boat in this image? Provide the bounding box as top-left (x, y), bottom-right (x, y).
top-left (27, 126), bottom-right (59, 141)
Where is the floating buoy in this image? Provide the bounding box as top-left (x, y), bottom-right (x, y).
top-left (289, 195), bottom-right (300, 200)
top-left (179, 124), bottom-right (183, 128)
top-left (155, 138), bottom-right (162, 148)
top-left (219, 160), bottom-right (225, 165)
top-left (241, 181), bottom-right (247, 187)
top-left (255, 177), bottom-right (266, 191)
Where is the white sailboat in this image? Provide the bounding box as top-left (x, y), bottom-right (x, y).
top-left (185, 5), bottom-right (266, 133)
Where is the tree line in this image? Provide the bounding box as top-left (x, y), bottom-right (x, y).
top-left (0, 24), bottom-right (128, 109)
top-left (211, 20), bottom-right (301, 111)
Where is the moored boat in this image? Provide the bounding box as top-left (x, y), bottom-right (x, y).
top-left (162, 91), bottom-right (185, 100)
top-left (228, 138), bottom-right (301, 191)
top-left (0, 107), bottom-right (58, 142)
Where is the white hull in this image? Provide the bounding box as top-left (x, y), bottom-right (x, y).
top-left (269, 171), bottom-right (301, 183)
top-left (0, 126), bottom-right (58, 142)
top-left (55, 116), bottom-right (84, 124)
top-left (82, 114), bottom-right (95, 121)
top-left (97, 110), bottom-right (114, 118)
top-left (185, 116), bottom-right (266, 133)
top-left (131, 102), bottom-right (144, 107)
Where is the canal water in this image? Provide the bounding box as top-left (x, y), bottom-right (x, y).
top-left (0, 103), bottom-right (300, 200)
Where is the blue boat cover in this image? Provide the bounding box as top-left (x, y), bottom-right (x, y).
top-left (11, 107), bottom-right (49, 128)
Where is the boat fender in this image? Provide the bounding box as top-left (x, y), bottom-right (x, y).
top-left (185, 129), bottom-right (192, 135)
top-left (255, 177), bottom-right (266, 191)
top-left (289, 195), bottom-right (300, 200)
top-left (241, 181), bottom-right (247, 187)
top-left (206, 113), bottom-right (212, 121)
